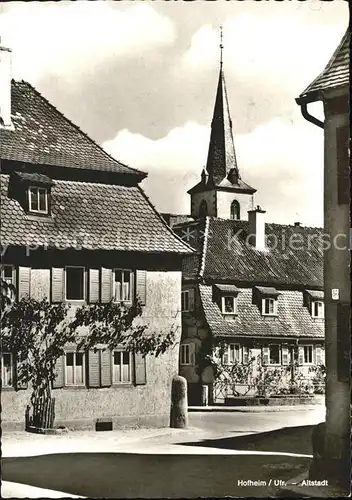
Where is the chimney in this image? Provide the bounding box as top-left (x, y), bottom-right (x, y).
top-left (0, 38), bottom-right (13, 128)
top-left (294, 222), bottom-right (301, 227)
top-left (248, 205), bottom-right (266, 250)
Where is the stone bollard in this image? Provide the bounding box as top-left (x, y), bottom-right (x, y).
top-left (170, 375), bottom-right (188, 428)
top-left (201, 385), bottom-right (209, 406)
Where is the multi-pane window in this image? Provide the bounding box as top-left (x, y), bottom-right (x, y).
top-left (65, 352), bottom-right (85, 386)
top-left (312, 301), bottom-right (324, 318)
top-left (303, 345), bottom-right (313, 365)
top-left (180, 344), bottom-right (191, 365)
top-left (114, 270), bottom-right (132, 302)
top-left (113, 351), bottom-right (132, 383)
top-left (65, 267), bottom-right (85, 301)
top-left (269, 344), bottom-right (280, 365)
top-left (262, 298), bottom-right (277, 316)
top-left (1, 265), bottom-right (15, 301)
top-left (222, 344), bottom-right (241, 365)
top-left (28, 186), bottom-right (48, 214)
top-left (222, 296), bottom-right (237, 314)
top-left (1, 353), bottom-right (13, 388)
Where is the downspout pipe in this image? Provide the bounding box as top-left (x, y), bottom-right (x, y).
top-left (295, 95), bottom-right (324, 129)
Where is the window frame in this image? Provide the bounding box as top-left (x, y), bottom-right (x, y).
top-left (1, 352), bottom-right (14, 388)
top-left (262, 297), bottom-right (278, 316)
top-left (28, 185), bottom-right (49, 214)
top-left (112, 350), bottom-right (132, 385)
top-left (223, 343), bottom-right (241, 365)
top-left (65, 266), bottom-right (86, 302)
top-left (180, 344), bottom-right (191, 365)
top-left (113, 268), bottom-right (133, 304)
top-left (1, 265), bottom-right (16, 301)
top-left (230, 199), bottom-right (241, 220)
top-left (181, 290), bottom-right (190, 312)
top-left (64, 351), bottom-right (86, 387)
top-left (221, 295), bottom-right (238, 315)
top-left (268, 344), bottom-right (281, 366)
top-left (303, 345), bottom-right (314, 365)
top-left (311, 300), bottom-right (324, 319)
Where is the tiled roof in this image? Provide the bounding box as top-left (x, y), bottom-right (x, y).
top-left (299, 29), bottom-right (349, 99)
top-left (199, 284), bottom-right (324, 339)
top-left (0, 80), bottom-right (145, 178)
top-left (15, 171), bottom-right (54, 185)
top-left (178, 218), bottom-right (323, 288)
top-left (1, 174), bottom-right (193, 254)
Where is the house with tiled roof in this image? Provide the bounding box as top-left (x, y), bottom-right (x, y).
top-left (165, 51), bottom-right (326, 405)
top-left (0, 42), bottom-right (192, 429)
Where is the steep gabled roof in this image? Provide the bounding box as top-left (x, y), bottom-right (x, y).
top-left (299, 29), bottom-right (349, 100)
top-left (1, 174), bottom-right (193, 254)
top-left (0, 80), bottom-right (145, 178)
top-left (175, 218), bottom-right (323, 288)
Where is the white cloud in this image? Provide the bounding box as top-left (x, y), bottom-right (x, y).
top-left (103, 113), bottom-right (324, 226)
top-left (0, 2), bottom-right (175, 83)
top-left (181, 13), bottom-right (346, 92)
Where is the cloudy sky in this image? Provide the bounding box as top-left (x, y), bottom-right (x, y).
top-left (0, 1), bottom-right (348, 227)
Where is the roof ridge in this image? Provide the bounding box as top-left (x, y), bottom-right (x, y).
top-left (13, 79), bottom-right (146, 178)
top-left (199, 216), bottom-right (210, 278)
top-left (136, 185), bottom-right (195, 254)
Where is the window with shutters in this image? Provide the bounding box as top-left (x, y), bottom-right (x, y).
top-left (262, 298), bottom-right (277, 316)
top-left (268, 344), bottom-right (280, 365)
top-left (65, 267), bottom-right (85, 301)
top-left (221, 296), bottom-right (237, 315)
top-left (65, 352), bottom-right (85, 386)
top-left (222, 344), bottom-right (241, 365)
top-left (180, 344), bottom-right (191, 365)
top-left (113, 351), bottom-right (132, 384)
top-left (311, 300), bottom-right (324, 318)
top-left (303, 345), bottom-right (313, 365)
top-left (28, 186), bottom-right (48, 214)
top-left (113, 270), bottom-right (132, 303)
top-left (1, 265), bottom-right (15, 301)
top-left (1, 353), bottom-right (14, 388)
top-left (181, 289), bottom-right (194, 312)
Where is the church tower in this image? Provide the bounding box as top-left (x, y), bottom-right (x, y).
top-left (188, 28), bottom-right (256, 220)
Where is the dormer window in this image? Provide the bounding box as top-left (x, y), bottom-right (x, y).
top-left (312, 300), bottom-right (324, 318)
top-left (12, 171), bottom-right (54, 216)
top-left (254, 286), bottom-right (280, 316)
top-left (222, 296), bottom-right (237, 315)
top-left (305, 290), bottom-right (324, 319)
top-left (28, 186), bottom-right (48, 214)
top-left (263, 297), bottom-right (277, 316)
top-left (213, 284), bottom-right (240, 316)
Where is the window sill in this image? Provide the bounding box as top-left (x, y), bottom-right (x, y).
top-left (180, 363), bottom-right (193, 367)
top-left (2, 386), bottom-right (15, 392)
top-left (261, 314), bottom-right (278, 318)
top-left (63, 385), bottom-right (87, 390)
top-left (25, 213), bottom-right (52, 221)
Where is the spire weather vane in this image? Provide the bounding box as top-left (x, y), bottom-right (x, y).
top-left (220, 25), bottom-right (223, 66)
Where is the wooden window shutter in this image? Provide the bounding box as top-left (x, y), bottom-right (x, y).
top-left (100, 349), bottom-right (112, 387)
top-left (101, 268), bottom-right (112, 303)
top-left (336, 125), bottom-right (350, 205)
top-left (136, 270), bottom-right (147, 305)
top-left (15, 359), bottom-right (28, 390)
top-left (222, 347), bottom-right (229, 365)
top-left (262, 346), bottom-right (269, 365)
top-left (188, 289), bottom-right (195, 311)
top-left (51, 268), bottom-right (64, 303)
top-left (134, 353), bottom-right (147, 385)
top-left (52, 355), bottom-right (64, 389)
top-left (18, 267), bottom-right (31, 299)
top-left (242, 346), bottom-right (250, 364)
top-left (298, 346), bottom-right (304, 365)
top-left (89, 269), bottom-right (100, 303)
top-left (189, 343), bottom-right (196, 365)
top-left (88, 349), bottom-right (101, 387)
top-left (282, 346), bottom-right (289, 366)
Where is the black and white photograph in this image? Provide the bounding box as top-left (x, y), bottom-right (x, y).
top-left (0, 0), bottom-right (350, 498)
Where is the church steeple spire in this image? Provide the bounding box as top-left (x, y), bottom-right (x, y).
top-left (205, 27), bottom-right (239, 184)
